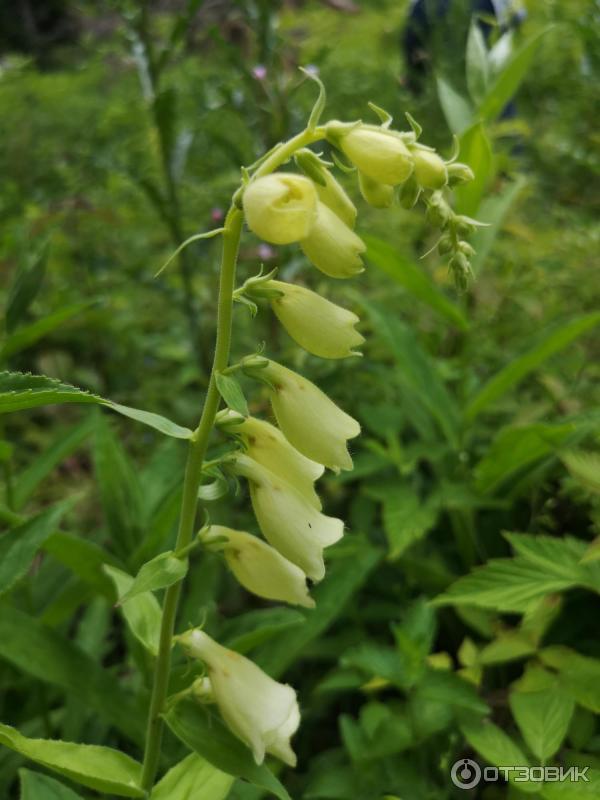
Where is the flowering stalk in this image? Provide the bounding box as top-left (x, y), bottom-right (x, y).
top-left (140, 79), bottom-right (480, 791)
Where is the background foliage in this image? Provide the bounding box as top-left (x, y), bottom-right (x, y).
top-left (1, 0), bottom-right (599, 798)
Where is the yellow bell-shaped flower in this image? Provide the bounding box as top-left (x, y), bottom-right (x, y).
top-left (216, 409), bottom-right (323, 508)
top-left (243, 173), bottom-right (317, 245)
top-left (261, 359), bottom-right (360, 471)
top-left (358, 171), bottom-right (394, 208)
top-left (300, 201), bottom-right (366, 279)
top-left (315, 170), bottom-right (357, 228)
top-left (178, 629), bottom-right (300, 766)
top-left (267, 279), bottom-right (364, 359)
top-left (203, 525), bottom-right (315, 608)
top-left (232, 454), bottom-right (343, 581)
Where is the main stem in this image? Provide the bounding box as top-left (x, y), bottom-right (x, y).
top-left (140, 125), bottom-right (324, 792)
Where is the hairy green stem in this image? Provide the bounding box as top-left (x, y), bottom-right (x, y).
top-left (140, 125), bottom-right (324, 792)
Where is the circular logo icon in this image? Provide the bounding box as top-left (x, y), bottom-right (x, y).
top-left (451, 758), bottom-right (482, 790)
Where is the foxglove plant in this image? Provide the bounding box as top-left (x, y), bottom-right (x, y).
top-left (0, 73), bottom-right (480, 797)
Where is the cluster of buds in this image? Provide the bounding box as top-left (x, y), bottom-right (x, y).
top-left (177, 102), bottom-right (479, 769)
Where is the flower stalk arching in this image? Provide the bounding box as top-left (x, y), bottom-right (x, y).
top-left (140, 125), bottom-right (327, 791)
top-left (140, 95), bottom-right (481, 791)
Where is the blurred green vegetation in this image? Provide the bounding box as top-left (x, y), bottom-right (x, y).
top-left (1, 0), bottom-right (600, 798)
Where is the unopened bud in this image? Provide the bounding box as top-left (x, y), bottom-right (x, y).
top-left (334, 124), bottom-right (414, 185)
top-left (458, 240), bottom-right (475, 257)
top-left (426, 194), bottom-right (450, 227)
top-left (243, 173), bottom-right (317, 245)
top-left (358, 171), bottom-right (394, 208)
top-left (411, 147), bottom-right (448, 190)
top-left (437, 234), bottom-right (453, 255)
top-left (447, 162), bottom-right (475, 185)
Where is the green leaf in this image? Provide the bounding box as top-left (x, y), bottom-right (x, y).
top-left (0, 723), bottom-right (143, 797)
top-left (455, 122), bottom-right (493, 217)
top-left (103, 565), bottom-right (162, 655)
top-left (0, 303), bottom-right (93, 360)
top-left (0, 371), bottom-right (192, 439)
top-left (342, 642), bottom-right (412, 689)
top-left (461, 718), bottom-right (530, 771)
top-left (479, 632), bottom-right (537, 666)
top-left (120, 551), bottom-right (188, 602)
top-left (466, 21), bottom-right (489, 105)
top-left (539, 647), bottom-right (600, 713)
top-left (362, 301), bottom-right (460, 447)
top-left (44, 531), bottom-right (119, 596)
top-left (416, 668), bottom-right (489, 715)
top-left (541, 770), bottom-right (600, 800)
top-left (433, 558), bottom-right (577, 613)
top-left (165, 700), bottom-right (291, 800)
top-left (363, 236), bottom-right (469, 330)
top-left (562, 451), bottom-right (600, 494)
top-left (19, 769), bottom-right (84, 800)
top-left (150, 753), bottom-right (235, 800)
top-left (475, 421), bottom-right (580, 495)
top-left (465, 313), bottom-right (600, 420)
top-left (0, 605), bottom-right (145, 744)
top-left (479, 28), bottom-right (552, 122)
top-left (509, 684), bottom-right (574, 762)
top-left (505, 533), bottom-right (597, 589)
top-left (13, 415), bottom-right (95, 510)
top-left (222, 607), bottom-right (305, 654)
top-left (215, 372), bottom-right (249, 417)
top-left (254, 538), bottom-right (382, 678)
top-left (380, 484), bottom-right (439, 560)
top-left (471, 175), bottom-right (527, 272)
top-left (5, 243), bottom-right (48, 333)
top-left (0, 502), bottom-right (69, 597)
top-left (436, 76), bottom-right (474, 134)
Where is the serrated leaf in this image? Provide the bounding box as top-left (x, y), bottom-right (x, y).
top-left (562, 451), bottom-right (600, 494)
top-left (466, 313), bottom-right (600, 420)
top-left (0, 723), bottom-right (143, 797)
top-left (120, 551), bottom-right (188, 603)
top-left (509, 684), bottom-right (574, 762)
top-left (165, 700), bottom-right (291, 800)
top-left (150, 753), bottom-right (234, 800)
top-left (215, 372), bottom-right (248, 417)
top-left (103, 565), bottom-right (162, 655)
top-left (539, 647), bottom-right (600, 713)
top-left (0, 371), bottom-right (192, 439)
top-left (19, 769), bottom-right (85, 799)
top-left (479, 633), bottom-right (537, 666)
top-left (433, 558), bottom-right (577, 613)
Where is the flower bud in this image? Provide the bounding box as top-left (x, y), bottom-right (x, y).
top-left (261, 359), bottom-right (360, 471)
top-left (411, 147), bottom-right (448, 190)
top-left (203, 525), bottom-right (315, 608)
top-left (358, 171), bottom-right (394, 208)
top-left (300, 201), bottom-right (366, 279)
top-left (458, 240), bottom-right (475, 257)
top-left (266, 279), bottom-right (364, 359)
top-left (336, 125), bottom-right (414, 185)
top-left (426, 193), bottom-right (451, 228)
top-left (316, 170), bottom-right (357, 228)
top-left (232, 454), bottom-right (343, 581)
top-left (437, 234), bottom-right (453, 255)
top-left (216, 409), bottom-right (323, 508)
top-left (178, 629), bottom-right (300, 766)
top-left (447, 162), bottom-right (475, 185)
top-left (243, 173), bottom-right (317, 245)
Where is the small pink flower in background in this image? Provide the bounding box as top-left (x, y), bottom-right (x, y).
top-left (304, 64), bottom-right (319, 77)
top-left (252, 64), bottom-right (267, 81)
top-left (211, 207), bottom-right (224, 222)
top-left (258, 243), bottom-right (275, 261)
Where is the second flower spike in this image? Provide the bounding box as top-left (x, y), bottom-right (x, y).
top-left (266, 279), bottom-right (364, 359)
